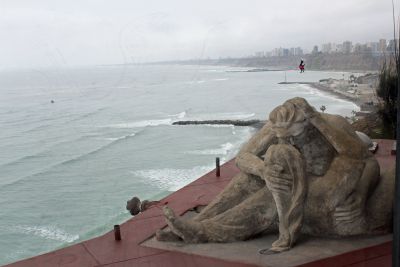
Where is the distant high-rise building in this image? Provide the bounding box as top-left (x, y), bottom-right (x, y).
top-left (353, 43), bottom-right (369, 54)
top-left (322, 43), bottom-right (332, 53)
top-left (366, 42), bottom-right (379, 54)
top-left (330, 43), bottom-right (340, 53)
top-left (387, 39), bottom-right (399, 53)
top-left (254, 51), bottom-right (265, 57)
top-left (364, 42), bottom-right (377, 55)
top-left (294, 47), bottom-right (303, 56)
top-left (353, 43), bottom-right (362, 53)
top-left (282, 48), bottom-right (289, 57)
top-left (312, 45), bottom-right (319, 54)
top-left (335, 44), bottom-right (343, 53)
top-left (272, 48), bottom-right (281, 57)
top-left (342, 41), bottom-right (352, 54)
top-left (379, 39), bottom-right (387, 52)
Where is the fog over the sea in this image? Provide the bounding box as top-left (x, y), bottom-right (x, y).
top-left (0, 0), bottom-right (397, 69)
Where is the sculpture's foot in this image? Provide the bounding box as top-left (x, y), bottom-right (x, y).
top-left (270, 236), bottom-right (291, 252)
top-left (156, 229), bottom-right (182, 242)
top-left (162, 206), bottom-right (207, 243)
top-left (259, 234), bottom-right (291, 254)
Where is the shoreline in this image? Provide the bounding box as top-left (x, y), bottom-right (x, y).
top-left (308, 82), bottom-right (378, 114)
top-left (308, 82), bottom-right (363, 108)
top-left (279, 81), bottom-right (363, 109)
top-left (280, 74), bottom-right (378, 114)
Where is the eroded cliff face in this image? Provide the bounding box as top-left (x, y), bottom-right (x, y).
top-left (303, 54), bottom-right (381, 71)
top-left (172, 54), bottom-right (384, 71)
top-left (225, 54), bottom-right (381, 71)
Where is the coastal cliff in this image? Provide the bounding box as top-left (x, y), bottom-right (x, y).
top-left (157, 53), bottom-right (383, 71)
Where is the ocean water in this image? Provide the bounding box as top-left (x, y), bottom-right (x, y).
top-left (0, 64), bottom-right (358, 265)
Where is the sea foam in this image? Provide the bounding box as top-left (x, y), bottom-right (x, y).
top-left (106, 119), bottom-right (172, 128)
top-left (168, 111), bottom-right (187, 119)
top-left (185, 112), bottom-right (255, 121)
top-left (185, 142), bottom-right (234, 155)
top-left (130, 165), bottom-right (214, 191)
top-left (14, 225), bottom-right (79, 243)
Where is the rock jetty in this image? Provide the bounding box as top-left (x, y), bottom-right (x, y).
top-left (172, 119), bottom-right (265, 129)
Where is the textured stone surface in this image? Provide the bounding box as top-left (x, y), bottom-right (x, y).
top-left (144, 233), bottom-right (392, 267)
top-left (5, 142), bottom-right (394, 267)
top-left (158, 97), bottom-right (393, 253)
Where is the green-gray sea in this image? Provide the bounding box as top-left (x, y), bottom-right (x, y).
top-left (0, 65), bottom-right (359, 265)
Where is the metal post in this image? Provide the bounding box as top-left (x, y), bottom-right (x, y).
top-left (393, 42), bottom-right (400, 267)
top-left (216, 157), bottom-right (220, 177)
top-left (114, 225), bottom-right (121, 241)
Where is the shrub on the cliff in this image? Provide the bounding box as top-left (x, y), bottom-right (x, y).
top-left (376, 13), bottom-right (399, 138)
top-left (376, 58), bottom-right (398, 137)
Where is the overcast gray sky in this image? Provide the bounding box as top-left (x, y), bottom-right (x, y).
top-left (0, 0), bottom-right (397, 69)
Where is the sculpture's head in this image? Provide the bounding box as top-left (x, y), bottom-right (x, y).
top-left (126, 196), bottom-right (141, 215)
top-left (269, 97), bottom-right (316, 138)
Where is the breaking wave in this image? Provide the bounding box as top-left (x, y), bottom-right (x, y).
top-left (185, 142), bottom-right (234, 155)
top-left (185, 112), bottom-right (255, 121)
top-left (105, 119), bottom-right (172, 128)
top-left (97, 132), bottom-right (136, 141)
top-left (14, 225), bottom-right (79, 243)
top-left (105, 111), bottom-right (188, 129)
top-left (168, 111), bottom-right (186, 119)
top-left (130, 165), bottom-right (214, 191)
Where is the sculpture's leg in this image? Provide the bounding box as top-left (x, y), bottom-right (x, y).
top-left (263, 144), bottom-right (306, 252)
top-left (162, 206), bottom-right (208, 243)
top-left (162, 186), bottom-right (277, 243)
top-left (332, 156), bottom-right (378, 235)
top-left (157, 172), bottom-right (265, 241)
top-left (194, 172), bottom-right (265, 222)
top-left (304, 156), bottom-right (378, 236)
top-left (155, 228), bottom-right (182, 242)
top-left (366, 165), bottom-right (394, 233)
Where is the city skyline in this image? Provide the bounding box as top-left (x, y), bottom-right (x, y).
top-left (0, 0), bottom-right (398, 69)
top-left (252, 37), bottom-right (399, 58)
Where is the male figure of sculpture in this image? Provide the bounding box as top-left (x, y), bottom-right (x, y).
top-left (156, 97), bottom-right (393, 253)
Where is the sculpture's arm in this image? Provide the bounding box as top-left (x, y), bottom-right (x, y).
top-left (235, 123), bottom-right (277, 177)
top-left (310, 114), bottom-right (366, 158)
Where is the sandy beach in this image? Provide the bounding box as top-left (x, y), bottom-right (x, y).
top-left (308, 73), bottom-right (379, 113)
top-left (276, 72), bottom-right (379, 115)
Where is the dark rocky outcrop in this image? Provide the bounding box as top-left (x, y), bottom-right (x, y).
top-left (172, 119), bottom-right (265, 129)
top-left (126, 196), bottom-right (160, 216)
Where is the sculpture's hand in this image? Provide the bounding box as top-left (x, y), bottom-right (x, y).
top-left (334, 193), bottom-right (363, 223)
top-left (263, 164), bottom-right (293, 194)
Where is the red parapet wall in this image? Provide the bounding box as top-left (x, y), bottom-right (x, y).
top-left (4, 139), bottom-right (395, 267)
